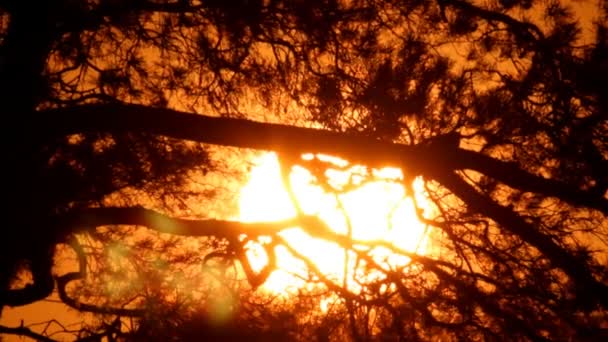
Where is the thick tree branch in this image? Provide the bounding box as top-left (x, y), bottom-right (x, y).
top-left (58, 206), bottom-right (307, 238)
top-left (41, 104), bottom-right (419, 170)
top-left (433, 170), bottom-right (608, 308)
top-left (51, 207), bottom-right (312, 306)
top-left (57, 201), bottom-right (607, 313)
top-left (442, 147), bottom-right (608, 214)
top-left (41, 104), bottom-right (608, 213)
top-left (55, 207), bottom-right (344, 297)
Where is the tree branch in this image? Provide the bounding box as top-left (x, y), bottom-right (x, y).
top-left (443, 147), bottom-right (608, 214)
top-left (57, 206), bottom-right (306, 238)
top-left (432, 170), bottom-right (608, 308)
top-left (55, 211), bottom-right (286, 315)
top-left (442, 0), bottom-right (544, 42)
top-left (56, 271), bottom-right (145, 317)
top-left (53, 237), bottom-right (145, 317)
top-left (0, 324), bottom-right (57, 342)
top-left (41, 103), bottom-right (608, 214)
top-left (41, 103), bottom-right (419, 170)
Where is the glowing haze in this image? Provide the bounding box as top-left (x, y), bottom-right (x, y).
top-left (238, 153), bottom-right (431, 294)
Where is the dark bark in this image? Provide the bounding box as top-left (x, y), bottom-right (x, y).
top-left (57, 206), bottom-right (302, 238)
top-left (432, 170), bottom-right (608, 309)
top-left (42, 103), bottom-right (608, 215)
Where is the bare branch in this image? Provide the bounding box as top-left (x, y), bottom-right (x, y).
top-left (41, 104), bottom-right (608, 213)
top-left (58, 206), bottom-right (304, 238)
top-left (0, 324), bottom-right (57, 342)
top-left (433, 170), bottom-right (608, 308)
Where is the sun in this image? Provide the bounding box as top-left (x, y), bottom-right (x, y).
top-left (238, 153), bottom-right (431, 294)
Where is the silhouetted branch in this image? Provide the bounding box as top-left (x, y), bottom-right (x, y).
top-left (49, 150), bottom-right (607, 308)
top-left (58, 206), bottom-right (305, 239)
top-left (42, 104), bottom-right (608, 213)
top-left (56, 238), bottom-right (145, 317)
top-left (57, 207), bottom-right (338, 290)
top-left (442, 0), bottom-right (544, 42)
top-left (42, 103), bottom-right (414, 169)
top-left (56, 271), bottom-right (146, 317)
top-left (433, 170), bottom-right (608, 308)
top-left (443, 147), bottom-right (608, 214)
top-left (232, 237), bottom-right (278, 289)
top-left (0, 324), bottom-right (57, 342)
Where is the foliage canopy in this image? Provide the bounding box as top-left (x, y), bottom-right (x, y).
top-left (1, 0), bottom-right (607, 340)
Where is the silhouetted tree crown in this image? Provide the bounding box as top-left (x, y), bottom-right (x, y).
top-left (0, 0), bottom-right (607, 340)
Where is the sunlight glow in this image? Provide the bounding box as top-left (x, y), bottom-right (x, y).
top-left (238, 153), bottom-right (431, 295)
